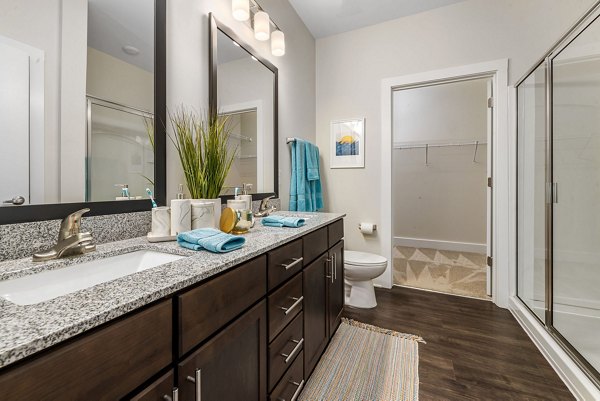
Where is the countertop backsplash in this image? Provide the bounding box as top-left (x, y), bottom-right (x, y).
top-left (0, 198), bottom-right (280, 262)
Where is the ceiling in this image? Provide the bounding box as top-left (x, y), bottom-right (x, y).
top-left (289, 0), bottom-right (467, 39)
top-left (88, 0), bottom-right (154, 72)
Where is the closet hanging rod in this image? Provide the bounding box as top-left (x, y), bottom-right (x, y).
top-left (393, 140), bottom-right (487, 150)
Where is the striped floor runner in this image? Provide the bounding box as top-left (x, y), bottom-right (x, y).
top-left (299, 318), bottom-right (424, 401)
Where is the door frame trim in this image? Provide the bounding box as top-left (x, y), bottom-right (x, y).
top-left (379, 59), bottom-right (509, 308)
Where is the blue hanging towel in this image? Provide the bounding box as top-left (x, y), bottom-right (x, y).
top-left (289, 139), bottom-right (324, 212)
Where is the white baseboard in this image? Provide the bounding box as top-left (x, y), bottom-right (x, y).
top-left (394, 236), bottom-right (486, 254)
top-left (509, 296), bottom-right (600, 400)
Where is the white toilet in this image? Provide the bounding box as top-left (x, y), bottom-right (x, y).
top-left (344, 250), bottom-right (388, 308)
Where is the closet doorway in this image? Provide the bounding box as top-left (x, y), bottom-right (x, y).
top-left (391, 76), bottom-right (493, 300)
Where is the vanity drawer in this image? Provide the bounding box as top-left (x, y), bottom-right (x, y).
top-left (268, 239), bottom-right (303, 290)
top-left (0, 300), bottom-right (172, 401)
top-left (303, 227), bottom-right (328, 265)
top-left (178, 255), bottom-right (267, 356)
top-left (268, 272), bottom-right (303, 341)
top-left (328, 219), bottom-right (344, 247)
top-left (269, 351), bottom-right (304, 401)
top-left (268, 312), bottom-right (304, 390)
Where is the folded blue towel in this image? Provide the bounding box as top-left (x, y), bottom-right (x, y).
top-left (261, 215), bottom-right (306, 228)
top-left (177, 228), bottom-right (245, 253)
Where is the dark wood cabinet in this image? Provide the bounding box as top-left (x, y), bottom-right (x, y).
top-left (178, 255), bottom-right (267, 356)
top-left (302, 226), bottom-right (328, 265)
top-left (178, 300), bottom-right (268, 401)
top-left (302, 252), bottom-right (330, 378)
top-left (130, 370), bottom-right (176, 401)
top-left (1, 218), bottom-right (345, 401)
top-left (0, 300), bottom-right (172, 401)
top-left (268, 273), bottom-right (303, 341)
top-left (268, 239), bottom-right (303, 290)
top-left (328, 241), bottom-right (345, 337)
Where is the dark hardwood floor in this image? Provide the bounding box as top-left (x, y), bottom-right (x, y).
top-left (343, 286), bottom-right (575, 401)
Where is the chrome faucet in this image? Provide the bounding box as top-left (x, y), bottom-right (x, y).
top-left (255, 196), bottom-right (277, 217)
top-left (33, 209), bottom-right (96, 262)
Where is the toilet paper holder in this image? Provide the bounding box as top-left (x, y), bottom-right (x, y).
top-left (358, 223), bottom-right (377, 231)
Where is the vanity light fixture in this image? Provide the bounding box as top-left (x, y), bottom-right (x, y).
top-left (271, 30), bottom-right (285, 56)
top-left (253, 11), bottom-right (270, 41)
top-left (235, 0), bottom-right (286, 56)
top-left (232, 0), bottom-right (250, 21)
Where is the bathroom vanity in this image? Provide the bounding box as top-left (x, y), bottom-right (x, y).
top-left (0, 213), bottom-right (345, 401)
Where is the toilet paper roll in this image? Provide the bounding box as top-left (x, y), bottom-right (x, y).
top-left (151, 206), bottom-right (171, 236)
top-left (359, 222), bottom-right (375, 235)
top-left (170, 199), bottom-right (191, 235)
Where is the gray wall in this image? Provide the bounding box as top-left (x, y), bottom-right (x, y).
top-left (167, 0), bottom-right (316, 208)
top-left (315, 0), bottom-right (596, 260)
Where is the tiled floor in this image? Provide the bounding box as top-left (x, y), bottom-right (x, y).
top-left (393, 246), bottom-right (489, 300)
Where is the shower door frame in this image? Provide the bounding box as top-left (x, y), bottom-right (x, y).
top-left (380, 59), bottom-right (509, 307)
top-left (514, 1), bottom-right (600, 389)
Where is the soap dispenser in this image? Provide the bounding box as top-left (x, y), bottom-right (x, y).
top-left (235, 183), bottom-right (253, 211)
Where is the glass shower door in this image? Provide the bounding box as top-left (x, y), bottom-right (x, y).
top-left (516, 63), bottom-right (547, 322)
top-left (551, 16), bottom-right (600, 373)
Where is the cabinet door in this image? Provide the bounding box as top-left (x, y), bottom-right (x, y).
top-left (328, 241), bottom-right (344, 337)
top-left (302, 252), bottom-right (329, 378)
top-left (178, 300), bottom-right (267, 401)
top-left (130, 370), bottom-right (176, 401)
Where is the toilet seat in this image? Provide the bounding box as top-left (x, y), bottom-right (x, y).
top-left (344, 251), bottom-right (387, 267)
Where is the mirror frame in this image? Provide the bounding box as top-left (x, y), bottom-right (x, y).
top-left (209, 13), bottom-right (279, 201)
top-left (0, 0), bottom-right (167, 224)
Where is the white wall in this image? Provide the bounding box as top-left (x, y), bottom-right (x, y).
top-left (315, 0), bottom-right (596, 271)
top-left (0, 0), bottom-right (62, 203)
top-left (167, 0), bottom-right (316, 205)
top-left (87, 47), bottom-right (154, 111)
top-left (393, 79), bottom-right (488, 245)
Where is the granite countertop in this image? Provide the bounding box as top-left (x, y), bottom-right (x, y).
top-left (0, 212), bottom-right (345, 369)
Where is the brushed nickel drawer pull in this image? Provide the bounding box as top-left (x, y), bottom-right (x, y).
top-left (290, 379), bottom-right (305, 401)
top-left (325, 257), bottom-right (333, 282)
top-left (281, 338), bottom-right (304, 364)
top-left (280, 296), bottom-right (304, 315)
top-left (186, 369), bottom-right (202, 401)
top-left (280, 257), bottom-right (303, 270)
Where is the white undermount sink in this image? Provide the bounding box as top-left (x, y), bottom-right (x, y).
top-left (0, 250), bottom-right (185, 306)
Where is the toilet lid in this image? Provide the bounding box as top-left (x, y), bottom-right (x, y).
top-left (344, 250), bottom-right (387, 266)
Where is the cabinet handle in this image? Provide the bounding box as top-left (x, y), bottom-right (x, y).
top-left (333, 253), bottom-right (337, 281)
top-left (280, 296), bottom-right (303, 315)
top-left (281, 338), bottom-right (304, 364)
top-left (186, 368), bottom-right (201, 401)
top-left (290, 380), bottom-right (305, 401)
top-left (163, 388), bottom-right (179, 401)
top-left (325, 257), bottom-right (333, 281)
top-left (280, 257), bottom-right (303, 270)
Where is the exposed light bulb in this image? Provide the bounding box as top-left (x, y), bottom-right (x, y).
top-left (232, 0), bottom-right (249, 21)
top-left (271, 30), bottom-right (285, 57)
top-left (254, 11), bottom-right (270, 41)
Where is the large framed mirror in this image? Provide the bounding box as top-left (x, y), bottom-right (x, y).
top-left (209, 14), bottom-right (278, 200)
top-left (0, 0), bottom-right (166, 224)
